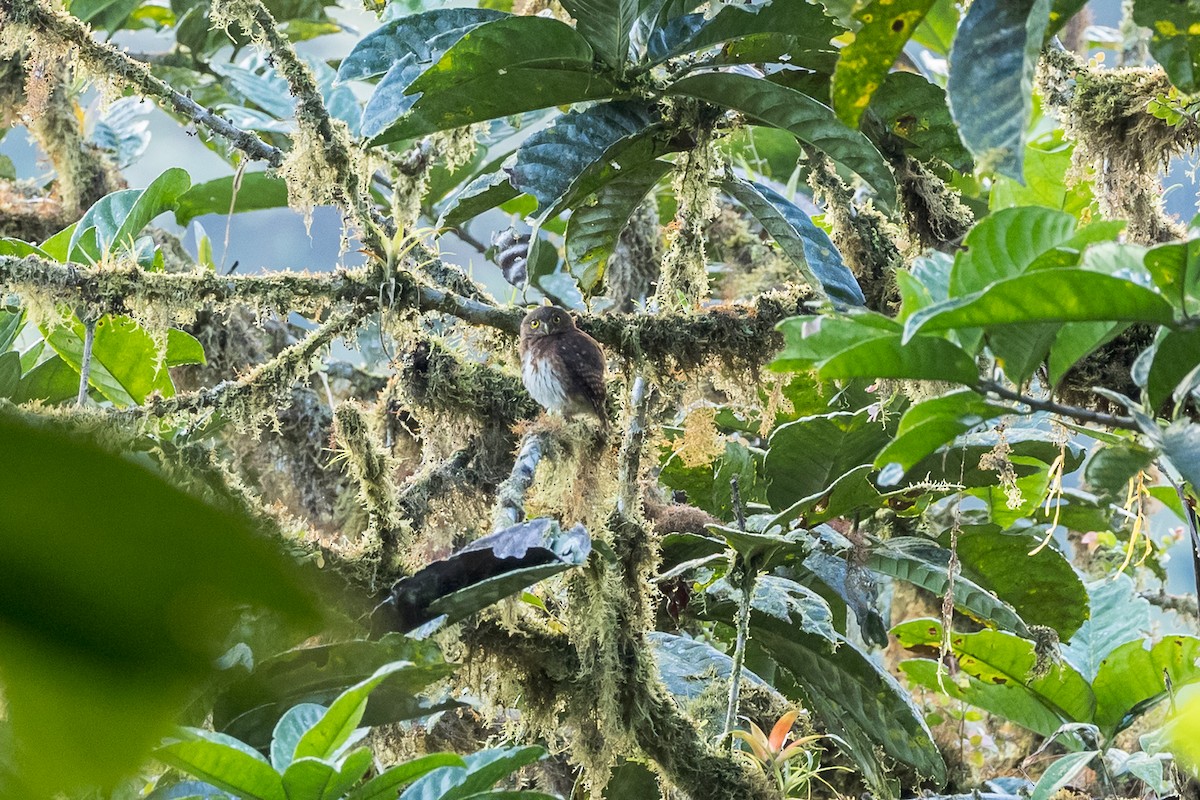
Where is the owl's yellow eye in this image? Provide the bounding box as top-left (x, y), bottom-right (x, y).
top-left (530, 320), bottom-right (540, 329)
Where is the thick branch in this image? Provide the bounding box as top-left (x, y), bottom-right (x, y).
top-left (0, 0), bottom-right (284, 166)
top-left (492, 431), bottom-right (552, 530)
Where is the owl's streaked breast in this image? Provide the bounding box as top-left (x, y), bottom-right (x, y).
top-left (522, 347), bottom-right (568, 412)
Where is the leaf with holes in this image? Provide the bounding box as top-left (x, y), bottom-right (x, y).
top-left (833, 0), bottom-right (937, 127)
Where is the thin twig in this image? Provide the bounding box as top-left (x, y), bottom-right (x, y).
top-left (723, 474), bottom-right (752, 744)
top-left (976, 378), bottom-right (1138, 431)
top-left (76, 316), bottom-right (96, 406)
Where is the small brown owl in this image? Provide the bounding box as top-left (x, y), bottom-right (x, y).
top-left (519, 306), bottom-right (608, 429)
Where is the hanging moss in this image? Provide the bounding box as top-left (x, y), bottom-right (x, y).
top-left (1039, 48), bottom-right (1198, 244)
top-left (892, 155), bottom-right (974, 252)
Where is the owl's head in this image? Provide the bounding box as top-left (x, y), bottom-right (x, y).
top-left (520, 305), bottom-right (575, 338)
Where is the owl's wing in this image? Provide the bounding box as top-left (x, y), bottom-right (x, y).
top-left (561, 332), bottom-right (609, 424)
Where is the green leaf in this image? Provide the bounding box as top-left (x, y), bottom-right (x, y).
top-left (875, 391), bottom-right (1011, 480)
top-left (157, 734), bottom-right (285, 800)
top-left (559, 0), bottom-right (638, 72)
top-left (1132, 0), bottom-right (1200, 93)
top-left (894, 619), bottom-right (1095, 733)
top-left (270, 704), bottom-right (325, 771)
top-left (71, 0), bottom-right (143, 33)
top-left (44, 315), bottom-right (182, 406)
top-left (0, 352), bottom-right (20, 399)
top-left (437, 172), bottom-right (521, 229)
top-left (70, 168), bottom-right (191, 261)
top-left (951, 207), bottom-right (1077, 296)
top-left (989, 139), bottom-right (1096, 215)
top-left (947, 525), bottom-right (1089, 640)
top-left (337, 9), bottom-right (505, 81)
top-left (370, 17), bottom-right (617, 144)
top-left (215, 635), bottom-right (454, 751)
top-left (666, 72), bottom-right (896, 205)
top-left (947, 0), bottom-right (1051, 178)
top-left (345, 754), bottom-right (465, 800)
top-left (723, 178), bottom-right (864, 306)
top-left (770, 464), bottom-right (883, 529)
top-left (11, 354), bottom-right (78, 405)
top-left (763, 410), bottom-right (890, 509)
top-left (0, 414), bottom-right (318, 796)
top-left (566, 160), bottom-right (671, 291)
top-left (832, 0), bottom-right (936, 127)
top-left (866, 72), bottom-right (972, 170)
top-left (398, 746), bottom-right (545, 800)
top-left (1146, 327), bottom-right (1200, 408)
top-left (1093, 635), bottom-right (1200, 734)
top-left (174, 173), bottom-right (290, 227)
top-left (1162, 420), bottom-right (1200, 490)
top-left (910, 0), bottom-right (957, 54)
top-left (648, 631), bottom-right (778, 703)
top-left (904, 270), bottom-right (1176, 343)
top-left (509, 101), bottom-right (664, 221)
top-left (658, 439), bottom-right (762, 520)
top-left (820, 331), bottom-right (981, 384)
top-left (293, 663), bottom-right (417, 761)
top-left (1062, 575), bottom-right (1153, 681)
top-left (1030, 751), bottom-right (1100, 800)
top-left (282, 753), bottom-right (371, 800)
top-left (1084, 438), bottom-right (1156, 501)
top-left (869, 538), bottom-right (1031, 635)
top-left (1143, 237), bottom-right (1200, 314)
top-left (1047, 321), bottom-right (1128, 388)
top-left (755, 622), bottom-right (945, 786)
top-left (645, 0), bottom-right (841, 70)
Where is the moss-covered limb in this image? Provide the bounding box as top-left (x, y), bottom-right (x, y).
top-left (216, 0), bottom-right (390, 251)
top-left (398, 445), bottom-right (474, 531)
top-left (1140, 589), bottom-right (1199, 618)
top-left (890, 154), bottom-right (974, 252)
top-left (805, 148), bottom-right (903, 313)
top-left (1039, 47), bottom-right (1197, 244)
top-left (401, 338), bottom-right (537, 423)
top-left (333, 401), bottom-right (410, 575)
top-left (0, 0), bottom-right (284, 167)
top-left (493, 430), bottom-right (553, 530)
top-left (140, 306), bottom-right (370, 422)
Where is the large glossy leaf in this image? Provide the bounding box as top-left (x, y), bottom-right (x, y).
top-left (156, 730), bottom-right (285, 800)
top-left (756, 621), bottom-right (945, 786)
top-left (509, 101), bottom-right (664, 221)
top-left (1063, 575), bottom-right (1152, 681)
top-left (373, 519), bottom-right (591, 635)
top-left (1093, 635), bottom-right (1200, 734)
top-left (1162, 420), bottom-right (1200, 490)
top-left (724, 178), bottom-right (864, 306)
top-left (43, 316), bottom-right (203, 407)
top-left (565, 159), bottom-right (671, 291)
top-left (11, 354), bottom-right (78, 405)
top-left (1083, 438), bottom-right (1156, 501)
top-left (437, 172), bottom-right (521, 230)
top-left (707, 574), bottom-right (838, 642)
top-left (832, 0), bottom-right (936, 127)
top-left (560, 0), bottom-right (638, 72)
top-left (1132, 0), bottom-right (1200, 92)
top-left (950, 207), bottom-right (1077, 296)
top-left (270, 704), bottom-right (325, 771)
top-left (946, 0), bottom-right (1051, 180)
top-left (174, 173), bottom-right (290, 227)
top-left (947, 525), bottom-right (1088, 640)
top-left (398, 746), bottom-right (545, 800)
top-left (293, 663), bottom-right (417, 762)
top-left (658, 439), bottom-right (763, 520)
top-left (282, 752), bottom-right (372, 800)
top-left (764, 410), bottom-right (890, 509)
top-left (666, 73), bottom-right (895, 204)
top-left (369, 17), bottom-right (617, 144)
top-left (337, 9), bottom-right (505, 81)
top-left (1030, 751), bottom-right (1100, 800)
top-left (70, 168), bottom-right (191, 261)
top-left (904, 270), bottom-right (1176, 343)
top-left (1146, 327), bottom-right (1200, 408)
top-left (869, 538), bottom-right (1030, 635)
top-left (0, 352), bottom-right (18, 399)
top-left (875, 391), bottom-right (1011, 479)
top-left (884, 426), bottom-right (1082, 489)
top-left (894, 619), bottom-right (1095, 734)
top-left (644, 0), bottom-right (841, 70)
top-left (648, 631), bottom-right (777, 701)
top-left (0, 413), bottom-right (319, 796)
top-left (214, 635), bottom-right (455, 750)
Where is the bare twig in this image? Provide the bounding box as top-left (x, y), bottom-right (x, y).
top-left (976, 379), bottom-right (1138, 431)
top-left (76, 316), bottom-right (96, 406)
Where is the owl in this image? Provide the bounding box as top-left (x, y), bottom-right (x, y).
top-left (519, 306), bottom-right (609, 429)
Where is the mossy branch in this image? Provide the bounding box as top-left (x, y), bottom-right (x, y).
top-left (492, 430), bottom-right (553, 530)
top-left (0, 255), bottom-right (816, 367)
top-left (0, 0), bottom-right (284, 167)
